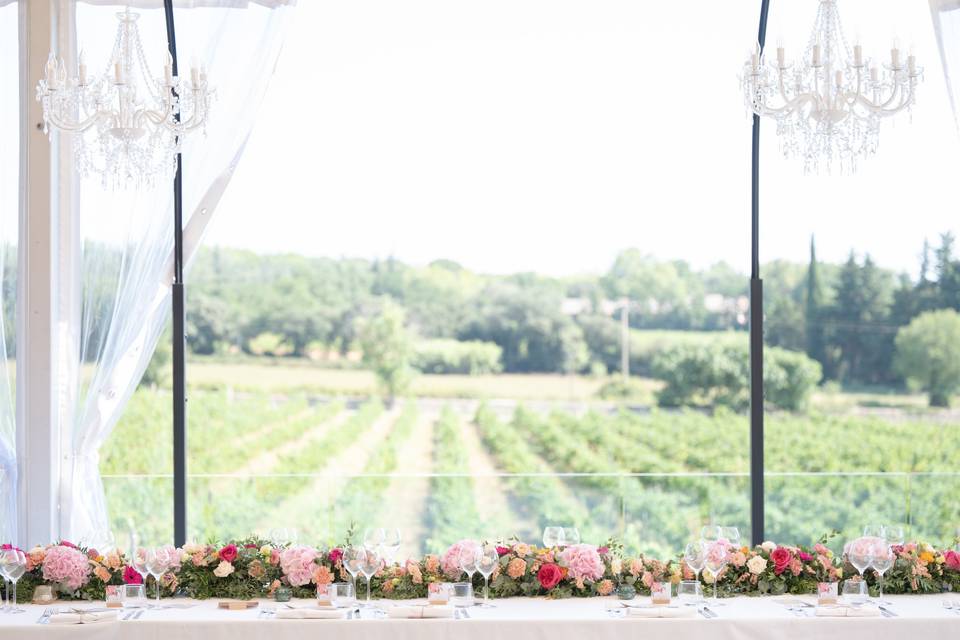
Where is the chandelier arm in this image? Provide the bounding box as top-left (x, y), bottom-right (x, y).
top-left (44, 110), bottom-right (115, 134)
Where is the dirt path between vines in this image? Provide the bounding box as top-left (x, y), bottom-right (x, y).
top-left (236, 408), bottom-right (353, 475)
top-left (459, 416), bottom-right (524, 539)
top-left (379, 410), bottom-right (436, 559)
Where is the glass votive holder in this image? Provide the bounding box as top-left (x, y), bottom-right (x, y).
top-left (105, 585), bottom-right (124, 608)
top-left (817, 582), bottom-right (839, 606)
top-left (32, 585), bottom-right (55, 605)
top-left (275, 586), bottom-right (293, 602)
top-left (677, 580), bottom-right (702, 605)
top-left (616, 584), bottom-right (636, 601)
top-left (122, 584), bottom-right (147, 608)
top-left (428, 582), bottom-right (451, 605)
top-left (316, 583), bottom-right (333, 606)
top-left (651, 581), bottom-right (672, 605)
top-left (330, 582), bottom-right (354, 607)
top-left (841, 580), bottom-right (867, 607)
top-left (450, 582), bottom-right (474, 607)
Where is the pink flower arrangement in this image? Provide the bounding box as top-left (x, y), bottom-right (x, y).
top-left (558, 544), bottom-right (605, 582)
top-left (41, 544), bottom-right (91, 591)
top-left (279, 545), bottom-right (318, 587)
top-left (441, 540), bottom-right (478, 579)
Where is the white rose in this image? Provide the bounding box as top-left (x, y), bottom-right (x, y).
top-left (760, 541), bottom-right (776, 553)
top-left (747, 555), bottom-right (768, 576)
top-left (182, 542), bottom-right (202, 554)
top-left (213, 560), bottom-right (235, 578)
top-left (610, 558), bottom-right (622, 575)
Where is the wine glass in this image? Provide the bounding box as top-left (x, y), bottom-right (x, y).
top-left (542, 526), bottom-right (564, 548)
top-left (0, 549), bottom-right (26, 613)
top-left (721, 527), bottom-right (740, 549)
top-left (700, 525), bottom-right (721, 544)
top-left (475, 544), bottom-right (499, 608)
top-left (270, 527), bottom-right (298, 548)
top-left (883, 525), bottom-right (905, 548)
top-left (847, 543), bottom-right (873, 581)
top-left (684, 540), bottom-right (707, 591)
top-left (703, 539), bottom-right (729, 604)
top-left (130, 544), bottom-right (150, 587)
top-left (357, 547), bottom-right (382, 606)
top-left (367, 528), bottom-right (401, 565)
top-left (561, 527), bottom-right (581, 547)
top-left (458, 543), bottom-right (480, 583)
top-left (342, 547), bottom-right (364, 605)
top-left (0, 555), bottom-right (8, 612)
top-left (362, 528), bottom-right (385, 551)
top-left (145, 547), bottom-right (170, 607)
top-left (872, 545), bottom-right (895, 604)
top-left (862, 525), bottom-right (884, 539)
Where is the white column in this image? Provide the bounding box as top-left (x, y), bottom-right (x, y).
top-left (16, 0), bottom-right (77, 548)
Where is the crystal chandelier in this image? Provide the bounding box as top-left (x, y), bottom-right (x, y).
top-left (36, 9), bottom-right (212, 188)
top-left (741, 0), bottom-right (921, 173)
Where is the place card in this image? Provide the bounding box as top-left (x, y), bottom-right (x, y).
top-left (105, 585), bottom-right (123, 608)
top-left (218, 600), bottom-right (259, 610)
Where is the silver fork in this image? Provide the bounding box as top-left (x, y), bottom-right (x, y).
top-left (36, 607), bottom-right (55, 624)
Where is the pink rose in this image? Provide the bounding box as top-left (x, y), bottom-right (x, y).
top-left (496, 546), bottom-right (511, 557)
top-left (328, 548), bottom-right (343, 566)
top-left (770, 547), bottom-right (791, 575)
top-left (945, 550), bottom-right (960, 571)
top-left (537, 563), bottom-right (563, 590)
top-left (123, 566), bottom-right (143, 584)
top-left (798, 551), bottom-right (813, 562)
top-left (559, 544), bottom-right (605, 582)
top-left (219, 544), bottom-right (238, 563)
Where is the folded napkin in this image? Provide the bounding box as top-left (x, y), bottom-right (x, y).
top-left (49, 611), bottom-right (119, 625)
top-left (275, 608), bottom-right (347, 620)
top-left (815, 605), bottom-right (881, 618)
top-left (387, 605), bottom-right (455, 619)
top-left (624, 606), bottom-right (697, 619)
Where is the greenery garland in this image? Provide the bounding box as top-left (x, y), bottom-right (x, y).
top-left (7, 534), bottom-right (959, 602)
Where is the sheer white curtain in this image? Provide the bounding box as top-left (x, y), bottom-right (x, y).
top-left (0, 0), bottom-right (18, 545)
top-left (931, 0), bottom-right (960, 129)
top-left (59, 0), bottom-right (294, 546)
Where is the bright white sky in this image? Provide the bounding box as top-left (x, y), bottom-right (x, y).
top-left (5, 2), bottom-right (959, 278)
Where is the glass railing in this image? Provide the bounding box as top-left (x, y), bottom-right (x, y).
top-left (102, 471), bottom-right (960, 555)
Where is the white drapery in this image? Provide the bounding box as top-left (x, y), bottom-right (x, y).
top-left (0, 0), bottom-right (18, 545)
top-left (931, 0), bottom-right (960, 129)
top-left (59, 0), bottom-right (294, 546)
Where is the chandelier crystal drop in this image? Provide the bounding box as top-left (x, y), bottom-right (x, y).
top-left (35, 9), bottom-right (213, 189)
top-left (741, 0), bottom-right (921, 174)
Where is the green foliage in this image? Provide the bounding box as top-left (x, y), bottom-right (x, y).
top-left (894, 309), bottom-right (960, 407)
top-left (247, 331), bottom-right (294, 357)
top-left (358, 302), bottom-right (415, 399)
top-left (140, 331), bottom-right (171, 388)
top-left (412, 339), bottom-right (503, 375)
top-left (595, 377), bottom-right (649, 400)
top-left (652, 343), bottom-right (821, 411)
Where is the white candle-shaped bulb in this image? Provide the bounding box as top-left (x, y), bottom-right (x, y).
top-left (854, 43), bottom-right (863, 67)
top-left (164, 51), bottom-right (173, 85)
top-left (908, 54), bottom-right (916, 75)
top-left (114, 61), bottom-right (123, 83)
top-left (78, 50), bottom-right (87, 85)
top-left (46, 53), bottom-right (57, 88)
top-left (835, 70), bottom-right (843, 87)
top-left (199, 63), bottom-right (207, 83)
top-left (891, 41), bottom-right (900, 68)
top-left (777, 44), bottom-right (785, 68)
top-left (870, 66), bottom-right (879, 83)
top-left (751, 50), bottom-right (759, 73)
top-left (812, 43), bottom-right (821, 66)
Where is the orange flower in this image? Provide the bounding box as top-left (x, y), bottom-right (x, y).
top-left (313, 565), bottom-right (334, 585)
top-left (919, 551), bottom-right (935, 564)
top-left (94, 566), bottom-right (111, 582)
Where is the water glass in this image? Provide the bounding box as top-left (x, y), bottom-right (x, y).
top-left (651, 581), bottom-right (672, 605)
top-left (841, 581), bottom-right (868, 607)
top-left (817, 582), bottom-right (839, 606)
top-left (122, 584), bottom-right (148, 608)
top-left (330, 582), bottom-right (355, 607)
top-left (105, 585), bottom-right (124, 608)
top-left (677, 580), bottom-right (702, 605)
top-left (451, 582), bottom-right (474, 608)
top-left (428, 582), bottom-right (451, 605)
top-left (562, 528), bottom-right (581, 546)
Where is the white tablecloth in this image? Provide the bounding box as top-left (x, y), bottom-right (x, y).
top-left (1, 595), bottom-right (956, 640)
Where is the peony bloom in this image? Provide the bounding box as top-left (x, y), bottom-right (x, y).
top-left (248, 560), bottom-right (266, 580)
top-left (770, 547), bottom-right (792, 575)
top-left (219, 544), bottom-right (238, 563)
top-left (507, 557), bottom-right (527, 579)
top-left (513, 543), bottom-right (531, 557)
top-left (945, 550), bottom-right (960, 571)
top-left (213, 560), bottom-right (235, 578)
top-left (559, 544), bottom-right (605, 583)
top-left (123, 566), bottom-right (143, 584)
top-left (191, 551), bottom-right (210, 567)
top-left (280, 546), bottom-right (319, 587)
top-left (424, 554), bottom-right (440, 574)
top-left (93, 566), bottom-right (111, 583)
top-left (42, 545), bottom-right (91, 591)
top-left (104, 551), bottom-right (122, 570)
top-left (760, 541), bottom-right (777, 553)
top-left (746, 555), bottom-right (767, 576)
top-left (441, 540), bottom-right (479, 579)
top-left (597, 579), bottom-right (615, 596)
top-left (537, 563), bottom-right (563, 590)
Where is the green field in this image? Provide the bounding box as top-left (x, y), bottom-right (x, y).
top-left (100, 357), bottom-right (960, 556)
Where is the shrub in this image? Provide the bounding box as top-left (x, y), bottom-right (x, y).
top-left (247, 331), bottom-right (293, 357)
top-left (652, 343), bottom-right (821, 411)
top-left (894, 309), bottom-right (960, 407)
top-left (412, 339), bottom-right (503, 375)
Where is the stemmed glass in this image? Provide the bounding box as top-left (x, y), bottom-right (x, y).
top-left (847, 544), bottom-right (873, 584)
top-left (542, 526), bottom-right (564, 548)
top-left (342, 547), bottom-right (364, 605)
top-left (684, 540), bottom-right (706, 591)
top-left (561, 528), bottom-right (580, 547)
top-left (357, 547), bottom-right (382, 607)
top-left (882, 525), bottom-right (905, 548)
top-left (0, 549), bottom-right (26, 613)
top-left (364, 528), bottom-right (402, 566)
top-left (270, 527), bottom-right (298, 549)
top-left (475, 544), bottom-right (499, 608)
top-left (701, 526), bottom-right (730, 604)
top-left (872, 545), bottom-right (895, 604)
top-left (130, 544), bottom-right (150, 590)
top-left (721, 527), bottom-right (741, 549)
top-left (145, 547), bottom-right (170, 607)
top-left (0, 555), bottom-right (8, 612)
top-left (458, 543), bottom-right (480, 586)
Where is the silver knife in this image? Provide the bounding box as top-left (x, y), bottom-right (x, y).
top-left (878, 606), bottom-right (898, 618)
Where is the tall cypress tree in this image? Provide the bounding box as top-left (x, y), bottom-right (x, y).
top-left (804, 235), bottom-right (826, 368)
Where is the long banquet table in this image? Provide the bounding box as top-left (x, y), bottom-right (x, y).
top-left (1, 595), bottom-right (957, 640)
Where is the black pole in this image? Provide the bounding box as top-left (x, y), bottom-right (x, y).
top-left (163, 0), bottom-right (188, 548)
top-left (750, 0), bottom-right (771, 547)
